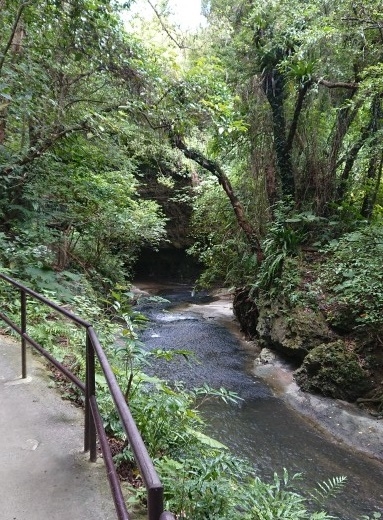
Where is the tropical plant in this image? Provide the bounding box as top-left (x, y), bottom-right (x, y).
top-left (238, 471), bottom-right (346, 520)
top-left (317, 225), bottom-right (383, 334)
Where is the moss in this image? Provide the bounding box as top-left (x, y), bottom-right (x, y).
top-left (294, 340), bottom-right (373, 402)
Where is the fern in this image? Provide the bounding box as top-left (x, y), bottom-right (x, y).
top-left (309, 476), bottom-right (347, 505)
top-left (240, 471), bottom-right (338, 520)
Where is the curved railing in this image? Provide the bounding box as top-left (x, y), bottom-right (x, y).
top-left (0, 272), bottom-right (175, 520)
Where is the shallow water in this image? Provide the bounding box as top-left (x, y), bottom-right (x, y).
top-left (137, 285), bottom-right (383, 519)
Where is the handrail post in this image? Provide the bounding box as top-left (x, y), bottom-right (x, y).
top-left (148, 486), bottom-right (164, 520)
top-left (85, 330), bottom-right (97, 461)
top-left (20, 290), bottom-right (27, 378)
top-left (0, 273), bottom-right (176, 520)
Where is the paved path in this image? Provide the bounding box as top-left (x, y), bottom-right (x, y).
top-left (0, 334), bottom-right (117, 520)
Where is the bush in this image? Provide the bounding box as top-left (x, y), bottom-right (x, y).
top-left (317, 226), bottom-right (383, 336)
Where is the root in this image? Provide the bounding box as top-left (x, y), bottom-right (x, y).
top-left (357, 391), bottom-right (383, 413)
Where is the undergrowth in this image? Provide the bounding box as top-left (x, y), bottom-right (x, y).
top-left (0, 275), bottom-right (379, 520)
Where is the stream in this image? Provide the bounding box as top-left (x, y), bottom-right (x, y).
top-left (135, 283), bottom-right (383, 519)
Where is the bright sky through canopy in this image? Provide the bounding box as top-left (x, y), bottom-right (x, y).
top-left (169, 0), bottom-right (204, 29)
top-left (127, 0), bottom-right (205, 30)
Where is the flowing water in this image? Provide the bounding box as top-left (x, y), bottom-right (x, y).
top-left (136, 283), bottom-right (383, 519)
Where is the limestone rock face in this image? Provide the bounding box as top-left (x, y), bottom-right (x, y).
top-left (256, 300), bottom-right (335, 361)
top-left (294, 340), bottom-right (373, 401)
top-left (233, 285), bottom-right (379, 405)
top-left (135, 168), bottom-right (200, 281)
top-left (138, 168), bottom-right (194, 250)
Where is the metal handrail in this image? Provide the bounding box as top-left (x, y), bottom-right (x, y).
top-left (0, 272), bottom-right (175, 520)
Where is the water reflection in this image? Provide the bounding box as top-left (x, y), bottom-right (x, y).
top-left (138, 286), bottom-right (383, 519)
top-left (200, 399), bottom-right (383, 518)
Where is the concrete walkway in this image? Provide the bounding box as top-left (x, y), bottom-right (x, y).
top-left (0, 334), bottom-right (117, 520)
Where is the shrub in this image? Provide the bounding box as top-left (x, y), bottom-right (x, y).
top-left (317, 226), bottom-right (383, 336)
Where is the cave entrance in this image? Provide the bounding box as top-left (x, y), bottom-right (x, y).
top-left (134, 247), bottom-right (202, 283)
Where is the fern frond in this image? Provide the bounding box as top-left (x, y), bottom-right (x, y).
top-left (310, 476), bottom-right (347, 505)
top-left (309, 512), bottom-right (337, 519)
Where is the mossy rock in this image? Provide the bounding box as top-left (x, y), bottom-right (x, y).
top-left (322, 302), bottom-right (360, 333)
top-left (257, 301), bottom-right (334, 360)
top-left (294, 340), bottom-right (373, 402)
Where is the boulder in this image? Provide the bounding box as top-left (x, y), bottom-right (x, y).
top-left (254, 348), bottom-right (277, 365)
top-left (294, 340), bottom-right (373, 401)
top-left (233, 288), bottom-right (259, 338)
top-left (257, 301), bottom-right (334, 361)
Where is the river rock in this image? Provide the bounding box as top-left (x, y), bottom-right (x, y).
top-left (254, 348), bottom-right (277, 365)
top-left (257, 300), bottom-right (335, 360)
top-left (233, 287), bottom-right (259, 338)
top-left (232, 287), bottom-right (382, 405)
top-left (294, 340), bottom-right (374, 401)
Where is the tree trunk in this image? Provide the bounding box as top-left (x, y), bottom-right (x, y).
top-left (360, 151), bottom-right (383, 220)
top-left (328, 96), bottom-right (361, 180)
top-left (0, 108), bottom-right (6, 144)
top-left (262, 69), bottom-right (295, 197)
top-left (336, 96), bottom-right (381, 203)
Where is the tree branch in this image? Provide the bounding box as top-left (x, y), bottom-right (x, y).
top-left (171, 134), bottom-right (264, 261)
top-left (2, 102), bottom-right (141, 178)
top-left (0, 2), bottom-right (30, 76)
top-left (146, 0), bottom-right (189, 49)
top-left (2, 116), bottom-right (97, 180)
top-left (285, 80), bottom-right (312, 155)
top-left (317, 78), bottom-right (358, 90)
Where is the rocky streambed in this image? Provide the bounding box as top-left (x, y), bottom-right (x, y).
top-left (134, 282), bottom-right (383, 519)
top-left (180, 288), bottom-right (383, 463)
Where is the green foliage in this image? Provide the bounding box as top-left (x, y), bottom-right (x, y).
top-left (187, 57), bottom-right (249, 155)
top-left (21, 130), bottom-right (167, 290)
top-left (238, 470), bottom-right (344, 520)
top-left (0, 229), bottom-right (83, 300)
top-left (200, 0), bottom-right (383, 222)
top-left (157, 453), bottom-right (246, 520)
top-left (157, 462), bottom-right (346, 520)
top-left (0, 130), bottom-right (167, 293)
top-left (317, 225), bottom-right (383, 334)
top-left (256, 200), bottom-right (308, 291)
top-left (0, 0), bottom-right (169, 295)
top-left (188, 180), bottom-right (257, 288)
top-left (190, 382), bottom-right (241, 406)
top-left (309, 476), bottom-right (348, 505)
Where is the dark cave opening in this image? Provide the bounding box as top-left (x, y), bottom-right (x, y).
top-left (133, 247), bottom-right (202, 283)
